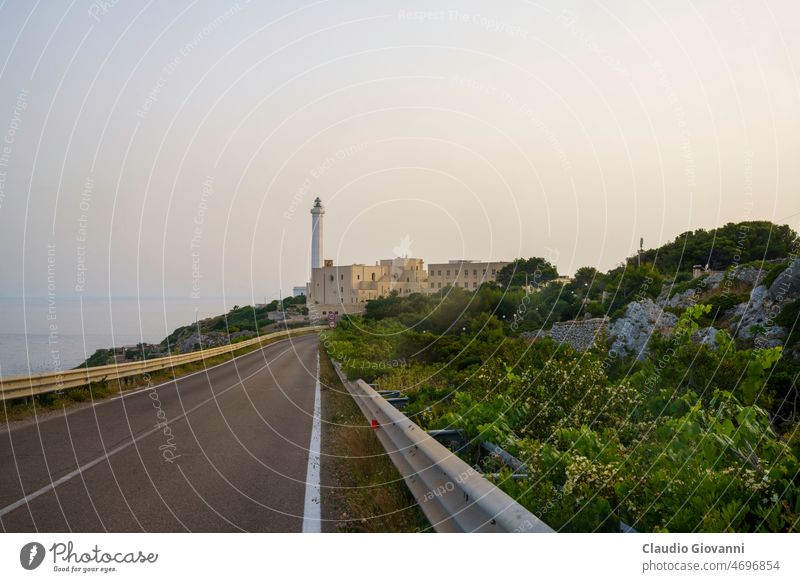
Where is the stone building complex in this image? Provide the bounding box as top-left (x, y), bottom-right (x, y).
top-left (302, 199), bottom-right (510, 318)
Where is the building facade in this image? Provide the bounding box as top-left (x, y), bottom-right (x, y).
top-left (308, 257), bottom-right (428, 317)
top-left (426, 260), bottom-right (510, 291)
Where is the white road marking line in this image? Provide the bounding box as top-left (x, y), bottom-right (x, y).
top-left (0, 347), bottom-right (292, 519)
top-left (302, 351), bottom-right (322, 533)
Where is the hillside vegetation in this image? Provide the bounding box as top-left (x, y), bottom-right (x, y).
top-left (77, 295), bottom-right (308, 368)
top-left (323, 221), bottom-right (800, 532)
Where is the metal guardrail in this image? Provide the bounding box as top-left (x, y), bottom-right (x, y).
top-left (0, 326), bottom-right (324, 402)
top-left (332, 361), bottom-right (553, 533)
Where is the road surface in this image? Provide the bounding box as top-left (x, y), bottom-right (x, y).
top-left (0, 333), bottom-right (320, 532)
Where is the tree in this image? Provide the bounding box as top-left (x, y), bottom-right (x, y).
top-left (634, 221), bottom-right (798, 274)
top-left (568, 266), bottom-right (606, 299)
top-left (497, 257), bottom-right (559, 287)
top-left (604, 264), bottom-right (663, 312)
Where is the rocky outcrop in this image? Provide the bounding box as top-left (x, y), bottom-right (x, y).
top-left (609, 299), bottom-right (678, 360)
top-left (665, 288), bottom-right (698, 309)
top-left (178, 330), bottom-right (253, 353)
top-left (704, 272), bottom-right (726, 289)
top-left (658, 272), bottom-right (726, 309)
top-left (754, 326), bottom-right (787, 349)
top-left (729, 265), bottom-right (767, 287)
top-left (523, 258), bottom-right (799, 357)
top-left (729, 284), bottom-right (792, 341)
top-left (660, 267), bottom-right (768, 310)
top-left (768, 258), bottom-right (800, 302)
top-left (730, 285), bottom-right (771, 339)
top-left (692, 326), bottom-right (720, 350)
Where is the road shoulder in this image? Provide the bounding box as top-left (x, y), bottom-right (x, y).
top-left (318, 341), bottom-right (428, 533)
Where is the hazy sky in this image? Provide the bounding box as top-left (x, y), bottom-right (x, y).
top-left (0, 0), bottom-right (798, 302)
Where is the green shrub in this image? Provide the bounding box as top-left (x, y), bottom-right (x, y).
top-left (668, 275), bottom-right (706, 298)
top-left (776, 300), bottom-right (800, 346)
top-left (764, 260), bottom-right (790, 289)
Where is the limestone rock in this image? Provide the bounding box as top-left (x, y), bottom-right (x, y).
top-left (732, 285), bottom-right (779, 340)
top-left (754, 326), bottom-right (788, 349)
top-left (729, 266), bottom-right (766, 287)
top-left (609, 299), bottom-right (678, 360)
top-left (705, 272), bottom-right (726, 289)
top-left (691, 326), bottom-right (720, 350)
top-left (768, 258), bottom-right (800, 302)
top-left (666, 288), bottom-right (698, 309)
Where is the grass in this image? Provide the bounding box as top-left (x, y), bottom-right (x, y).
top-left (319, 341), bottom-right (429, 532)
top-left (0, 329), bottom-right (313, 424)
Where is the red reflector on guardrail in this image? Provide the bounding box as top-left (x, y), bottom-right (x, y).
top-left (371, 419), bottom-right (378, 430)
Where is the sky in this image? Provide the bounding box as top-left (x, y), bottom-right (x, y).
top-left (0, 0), bottom-right (798, 304)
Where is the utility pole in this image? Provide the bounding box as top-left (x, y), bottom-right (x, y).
top-left (638, 237), bottom-right (643, 267)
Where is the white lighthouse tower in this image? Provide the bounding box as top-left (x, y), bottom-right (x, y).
top-left (310, 197), bottom-right (325, 276)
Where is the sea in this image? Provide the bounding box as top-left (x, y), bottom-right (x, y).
top-left (0, 295), bottom-right (255, 378)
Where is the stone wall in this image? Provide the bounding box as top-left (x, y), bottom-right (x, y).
top-left (529, 316), bottom-right (609, 351)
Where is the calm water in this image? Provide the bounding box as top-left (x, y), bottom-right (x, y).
top-left (0, 296), bottom-right (254, 377)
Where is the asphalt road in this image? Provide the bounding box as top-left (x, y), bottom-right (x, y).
top-left (0, 333), bottom-right (320, 532)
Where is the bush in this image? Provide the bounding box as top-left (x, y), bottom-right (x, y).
top-left (764, 260), bottom-right (790, 289)
top-left (776, 300), bottom-right (800, 347)
top-left (668, 275), bottom-right (707, 298)
top-left (704, 292), bottom-right (749, 323)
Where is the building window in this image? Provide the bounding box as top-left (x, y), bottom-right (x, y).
top-left (357, 274), bottom-right (360, 280)
top-left (473, 269), bottom-right (477, 276)
top-left (473, 282), bottom-right (477, 288)
top-left (492, 269), bottom-right (496, 275)
top-left (340, 274), bottom-right (344, 280)
top-left (463, 282), bottom-right (468, 288)
top-left (437, 282), bottom-right (442, 288)
top-left (446, 270), bottom-right (450, 276)
top-left (329, 275), bottom-right (334, 282)
top-left (371, 273), bottom-right (376, 281)
top-left (340, 286), bottom-right (344, 293)
top-left (437, 270), bottom-right (441, 276)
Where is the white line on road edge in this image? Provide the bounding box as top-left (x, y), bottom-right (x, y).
top-left (0, 347), bottom-right (293, 519)
top-left (302, 351), bottom-right (322, 533)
